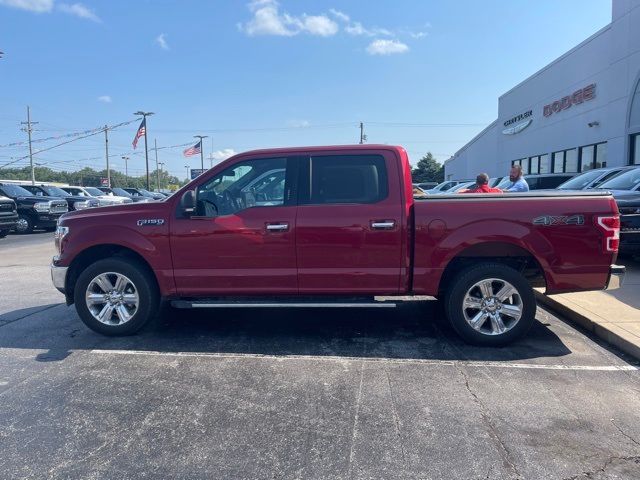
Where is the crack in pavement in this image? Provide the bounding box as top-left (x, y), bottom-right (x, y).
top-left (0, 304), bottom-right (62, 327)
top-left (561, 455), bottom-right (640, 480)
top-left (455, 363), bottom-right (522, 479)
top-left (610, 419), bottom-right (640, 448)
top-left (384, 368), bottom-right (407, 465)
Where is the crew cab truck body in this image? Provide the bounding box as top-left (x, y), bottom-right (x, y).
top-left (51, 145), bottom-right (624, 346)
top-left (0, 183), bottom-right (68, 234)
top-left (0, 196), bottom-right (18, 238)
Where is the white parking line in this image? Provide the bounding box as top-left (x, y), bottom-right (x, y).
top-left (90, 349), bottom-right (639, 371)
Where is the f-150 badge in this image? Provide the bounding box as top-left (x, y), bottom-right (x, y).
top-left (533, 215), bottom-right (584, 226)
top-left (137, 219), bottom-right (165, 226)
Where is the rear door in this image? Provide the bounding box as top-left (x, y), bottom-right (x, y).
top-left (296, 151), bottom-right (404, 294)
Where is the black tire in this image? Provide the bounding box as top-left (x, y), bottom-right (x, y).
top-left (15, 214), bottom-right (34, 234)
top-left (0, 229), bottom-right (9, 238)
top-left (444, 263), bottom-right (536, 347)
top-left (74, 258), bottom-right (159, 336)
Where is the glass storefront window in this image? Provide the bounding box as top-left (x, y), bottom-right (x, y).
top-left (580, 145), bottom-right (595, 171)
top-left (529, 156), bottom-right (540, 174)
top-left (539, 154), bottom-right (550, 173)
top-left (595, 142), bottom-right (607, 168)
top-left (553, 152), bottom-right (564, 173)
top-left (633, 134), bottom-right (640, 165)
top-left (565, 149), bottom-right (578, 172)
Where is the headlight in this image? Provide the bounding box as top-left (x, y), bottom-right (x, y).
top-left (34, 201), bottom-right (50, 212)
top-left (54, 225), bottom-right (69, 255)
top-left (73, 200), bottom-right (90, 210)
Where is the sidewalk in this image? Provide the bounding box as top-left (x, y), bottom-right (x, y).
top-left (535, 256), bottom-right (640, 360)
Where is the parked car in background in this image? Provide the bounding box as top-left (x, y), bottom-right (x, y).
top-left (0, 195), bottom-right (18, 238)
top-left (424, 180), bottom-right (465, 194)
top-left (123, 187), bottom-right (164, 201)
top-left (445, 181), bottom-right (476, 193)
top-left (596, 166), bottom-right (640, 255)
top-left (495, 173), bottom-right (576, 191)
top-left (489, 176), bottom-right (504, 187)
top-left (0, 183), bottom-right (68, 233)
top-left (98, 187), bottom-right (151, 203)
top-left (20, 184), bottom-right (99, 212)
top-left (62, 186), bottom-right (133, 206)
top-left (416, 181), bottom-right (438, 190)
top-left (556, 166), bottom-right (632, 191)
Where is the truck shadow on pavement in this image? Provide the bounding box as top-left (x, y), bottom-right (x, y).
top-left (0, 301), bottom-right (575, 362)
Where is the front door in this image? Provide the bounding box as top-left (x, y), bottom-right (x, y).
top-left (296, 152), bottom-right (404, 294)
top-left (170, 156), bottom-right (299, 295)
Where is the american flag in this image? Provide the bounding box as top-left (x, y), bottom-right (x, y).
top-left (183, 140), bottom-right (201, 157)
top-left (132, 118), bottom-right (146, 149)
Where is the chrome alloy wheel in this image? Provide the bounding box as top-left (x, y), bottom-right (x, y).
top-left (15, 217), bottom-right (29, 232)
top-left (462, 278), bottom-right (523, 336)
top-left (85, 272), bottom-right (139, 325)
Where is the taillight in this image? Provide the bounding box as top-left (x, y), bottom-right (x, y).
top-left (595, 215), bottom-right (620, 253)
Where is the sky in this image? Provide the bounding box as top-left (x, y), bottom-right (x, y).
top-left (0, 0), bottom-right (611, 181)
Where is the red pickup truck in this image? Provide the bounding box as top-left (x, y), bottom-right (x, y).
top-left (51, 145), bottom-right (624, 346)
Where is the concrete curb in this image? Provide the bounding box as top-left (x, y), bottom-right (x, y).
top-left (535, 291), bottom-right (640, 361)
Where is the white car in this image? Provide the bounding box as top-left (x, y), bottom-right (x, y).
top-left (62, 186), bottom-right (133, 206)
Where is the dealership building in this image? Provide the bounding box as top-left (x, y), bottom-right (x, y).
top-left (444, 0), bottom-right (640, 180)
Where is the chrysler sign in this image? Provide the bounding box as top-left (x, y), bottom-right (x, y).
top-left (543, 83), bottom-right (596, 117)
top-left (502, 110), bottom-right (532, 135)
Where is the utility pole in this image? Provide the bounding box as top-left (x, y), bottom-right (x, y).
top-left (194, 135), bottom-right (208, 170)
top-left (20, 106), bottom-right (38, 185)
top-left (158, 162), bottom-right (165, 190)
top-left (185, 164), bottom-right (190, 183)
top-left (104, 125), bottom-right (110, 187)
top-left (134, 111), bottom-right (154, 190)
top-left (154, 138), bottom-right (160, 191)
top-left (121, 156), bottom-right (129, 180)
top-left (359, 122), bottom-right (366, 144)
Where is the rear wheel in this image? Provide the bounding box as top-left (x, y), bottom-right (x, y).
top-left (15, 215), bottom-right (33, 234)
top-left (444, 263), bottom-right (536, 346)
top-left (74, 258), bottom-right (159, 335)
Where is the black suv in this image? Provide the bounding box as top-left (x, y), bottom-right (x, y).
top-left (0, 195), bottom-right (18, 238)
top-left (20, 184), bottom-right (99, 211)
top-left (0, 183), bottom-right (68, 233)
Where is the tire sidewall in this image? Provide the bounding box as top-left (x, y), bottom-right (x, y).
top-left (15, 214), bottom-right (33, 234)
top-left (445, 263), bottom-right (536, 347)
top-left (74, 258), bottom-right (158, 336)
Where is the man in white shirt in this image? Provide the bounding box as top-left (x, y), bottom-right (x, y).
top-left (506, 165), bottom-right (529, 192)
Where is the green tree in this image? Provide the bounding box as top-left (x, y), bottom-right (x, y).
top-left (411, 152), bottom-right (444, 184)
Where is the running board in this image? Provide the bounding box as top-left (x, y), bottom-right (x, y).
top-left (171, 300), bottom-right (397, 309)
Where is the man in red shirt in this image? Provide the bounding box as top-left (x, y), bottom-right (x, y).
top-left (461, 173), bottom-right (503, 193)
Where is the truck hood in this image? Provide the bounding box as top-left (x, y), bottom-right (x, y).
top-left (59, 200), bottom-right (166, 224)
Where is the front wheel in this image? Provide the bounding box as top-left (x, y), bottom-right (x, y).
top-left (74, 258), bottom-right (159, 335)
top-left (15, 215), bottom-right (34, 234)
top-left (444, 263), bottom-right (536, 347)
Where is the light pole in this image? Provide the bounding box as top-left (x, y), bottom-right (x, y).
top-left (193, 135), bottom-right (208, 170)
top-left (158, 162), bottom-right (165, 190)
top-left (185, 165), bottom-right (190, 183)
top-left (121, 156), bottom-right (129, 180)
top-left (134, 111), bottom-right (154, 190)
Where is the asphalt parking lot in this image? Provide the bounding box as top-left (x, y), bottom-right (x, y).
top-left (1, 233), bottom-right (640, 479)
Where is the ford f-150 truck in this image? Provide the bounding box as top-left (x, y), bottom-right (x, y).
top-left (50, 145), bottom-right (624, 346)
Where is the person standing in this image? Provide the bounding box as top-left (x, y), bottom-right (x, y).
top-left (505, 165), bottom-right (529, 192)
top-left (462, 173), bottom-right (503, 193)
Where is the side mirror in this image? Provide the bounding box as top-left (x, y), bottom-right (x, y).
top-left (180, 190), bottom-right (196, 216)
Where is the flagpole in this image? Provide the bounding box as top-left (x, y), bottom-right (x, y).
top-left (194, 135), bottom-right (208, 171)
top-left (134, 111), bottom-right (154, 190)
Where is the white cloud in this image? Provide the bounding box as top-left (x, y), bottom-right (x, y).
top-left (345, 22), bottom-right (392, 37)
top-left (0, 0), bottom-right (53, 13)
top-left (209, 149), bottom-right (237, 162)
top-left (287, 119), bottom-right (310, 128)
top-left (366, 39), bottom-right (409, 56)
top-left (328, 8), bottom-right (349, 22)
top-left (97, 95), bottom-right (112, 103)
top-left (410, 31), bottom-right (428, 39)
top-left (156, 33), bottom-right (169, 50)
top-left (239, 0), bottom-right (338, 37)
top-left (58, 2), bottom-right (100, 22)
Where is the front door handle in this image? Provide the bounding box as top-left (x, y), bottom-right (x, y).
top-left (266, 223), bottom-right (289, 232)
top-left (371, 220), bottom-right (396, 230)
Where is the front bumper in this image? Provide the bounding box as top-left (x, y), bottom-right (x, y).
top-left (606, 265), bottom-right (625, 290)
top-left (34, 212), bottom-right (65, 227)
top-left (0, 213), bottom-right (18, 230)
top-left (50, 263), bottom-right (68, 294)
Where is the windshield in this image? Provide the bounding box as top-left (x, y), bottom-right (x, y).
top-left (557, 169), bottom-right (605, 190)
top-left (42, 185), bottom-right (71, 197)
top-left (84, 187), bottom-right (103, 196)
top-left (0, 184), bottom-right (35, 197)
top-left (432, 181), bottom-right (453, 191)
top-left (599, 168), bottom-right (640, 191)
top-left (138, 188), bottom-right (156, 197)
top-left (112, 188), bottom-right (132, 197)
top-left (495, 177), bottom-right (513, 189)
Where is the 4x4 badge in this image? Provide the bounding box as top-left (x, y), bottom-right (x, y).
top-left (137, 219), bottom-right (165, 226)
top-left (533, 215), bottom-right (584, 226)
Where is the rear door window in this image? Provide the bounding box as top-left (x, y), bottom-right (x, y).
top-left (301, 155), bottom-right (388, 205)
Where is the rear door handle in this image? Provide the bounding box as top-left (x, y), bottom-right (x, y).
top-left (266, 223), bottom-right (289, 232)
top-left (370, 220), bottom-right (396, 230)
